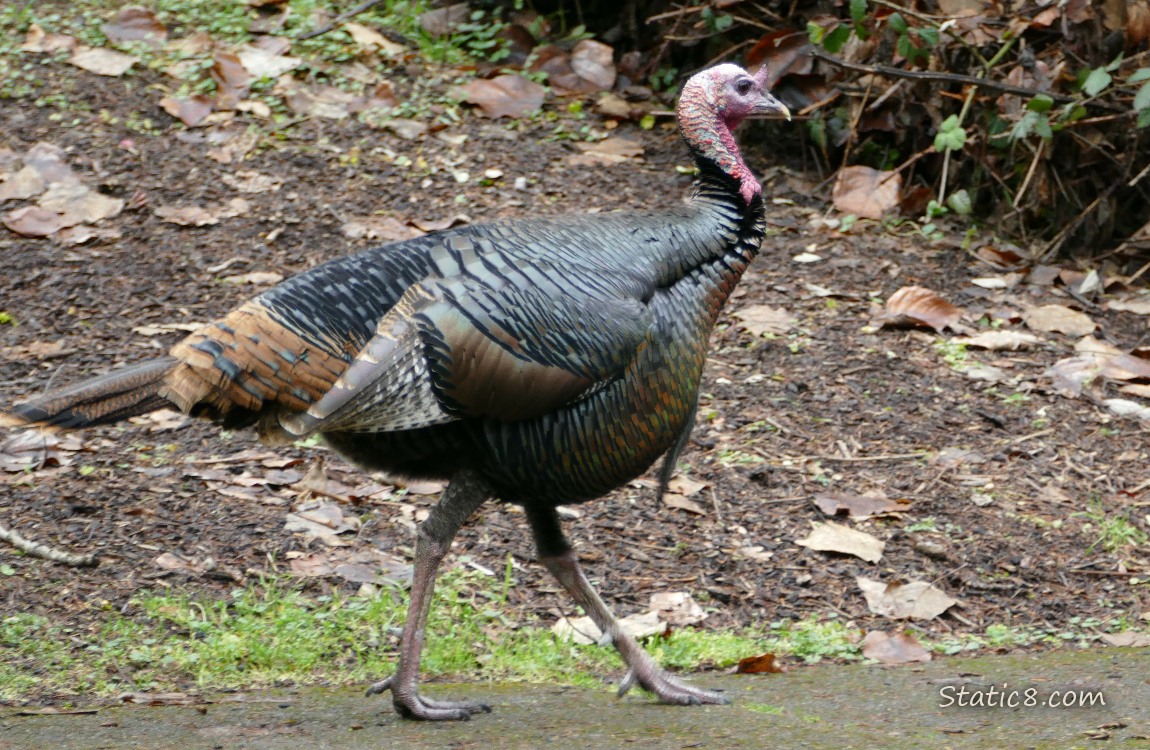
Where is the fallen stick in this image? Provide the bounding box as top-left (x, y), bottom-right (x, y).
top-left (0, 522), bottom-right (98, 567)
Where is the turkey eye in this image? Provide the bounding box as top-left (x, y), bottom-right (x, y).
top-left (736, 80), bottom-right (752, 95)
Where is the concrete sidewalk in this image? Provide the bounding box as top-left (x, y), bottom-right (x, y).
top-left (2, 647), bottom-right (1147, 749)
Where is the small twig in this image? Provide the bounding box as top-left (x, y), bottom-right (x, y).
top-left (810, 48), bottom-right (1077, 103)
top-left (298, 0), bottom-right (385, 39)
top-left (816, 452), bottom-right (928, 462)
top-left (1012, 138), bottom-right (1045, 210)
top-left (0, 523), bottom-right (98, 567)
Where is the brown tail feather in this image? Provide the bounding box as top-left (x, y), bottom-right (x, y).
top-left (7, 357), bottom-right (180, 428)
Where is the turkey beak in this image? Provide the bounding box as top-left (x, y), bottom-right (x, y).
top-left (755, 91), bottom-right (791, 121)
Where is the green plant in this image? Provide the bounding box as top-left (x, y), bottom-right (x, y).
top-left (1075, 499), bottom-right (1149, 553)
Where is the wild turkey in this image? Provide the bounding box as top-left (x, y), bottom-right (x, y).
top-left (5, 63), bottom-right (788, 720)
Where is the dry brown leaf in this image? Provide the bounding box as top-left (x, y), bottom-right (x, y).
top-left (861, 631), bottom-right (932, 664)
top-left (1104, 399), bottom-right (1150, 421)
top-left (154, 552), bottom-right (214, 575)
top-left (857, 577), bottom-right (958, 620)
top-left (649, 591), bottom-right (707, 626)
top-left (457, 75), bottom-right (546, 118)
top-left (154, 205), bottom-right (218, 226)
top-left (731, 304), bottom-right (796, 336)
top-left (953, 330), bottom-right (1041, 350)
top-left (877, 286), bottom-right (964, 333)
top-left (102, 6), bottom-right (168, 46)
top-left (1023, 304), bottom-right (1096, 337)
top-left (3, 205), bottom-right (64, 237)
top-left (570, 39), bottom-right (616, 91)
top-left (409, 214), bottom-right (470, 233)
top-left (1099, 631), bottom-right (1150, 647)
top-left (236, 44), bottom-right (301, 79)
top-left (344, 22), bottom-right (406, 56)
top-left (553, 611), bottom-right (664, 645)
top-left (796, 521), bottom-right (885, 563)
top-left (341, 216), bottom-right (424, 242)
top-left (284, 84), bottom-right (358, 119)
top-left (832, 165), bottom-right (901, 219)
top-left (0, 432), bottom-right (81, 472)
top-left (1107, 295), bottom-right (1150, 315)
top-left (1118, 383), bottom-right (1150, 399)
top-left (813, 492), bottom-right (910, 519)
top-left (21, 24), bottom-right (78, 53)
top-left (222, 271), bottom-right (284, 285)
top-left (221, 171), bottom-right (281, 194)
top-left (1045, 354), bottom-right (1103, 397)
top-left (1101, 354), bottom-right (1150, 382)
top-left (211, 51), bottom-right (251, 108)
top-left (289, 553), bottom-right (336, 577)
top-left (664, 493), bottom-right (707, 514)
top-left (38, 183), bottom-right (124, 225)
top-left (419, 2), bottom-right (469, 36)
top-left (735, 653), bottom-right (785, 674)
top-left (159, 95), bottom-right (215, 127)
top-left (69, 46), bottom-right (138, 76)
top-left (132, 321), bottom-right (204, 336)
top-left (666, 475), bottom-right (706, 496)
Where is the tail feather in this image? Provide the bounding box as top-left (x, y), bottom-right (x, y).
top-left (7, 357), bottom-right (180, 428)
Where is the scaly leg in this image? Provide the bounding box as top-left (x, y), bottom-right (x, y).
top-left (367, 470), bottom-right (492, 720)
top-left (527, 505), bottom-right (728, 706)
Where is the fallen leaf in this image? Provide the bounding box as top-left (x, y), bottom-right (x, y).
top-left (223, 270), bottom-right (284, 286)
top-left (419, 2), bottom-right (469, 36)
top-left (38, 183), bottom-right (124, 225)
top-left (211, 51), bottom-right (250, 108)
top-left (118, 692), bottom-right (202, 706)
top-left (552, 611), bottom-right (664, 645)
top-left (569, 39), bottom-right (616, 91)
top-left (400, 479), bottom-right (446, 496)
top-left (3, 205), bottom-right (64, 237)
top-left (289, 553), bottom-right (336, 577)
top-left (649, 591), bottom-right (707, 626)
top-left (132, 321), bottom-right (204, 336)
top-left (408, 214), bottom-right (470, 233)
top-left (344, 22), bottom-right (406, 56)
top-left (1099, 632), bottom-right (1150, 647)
top-left (876, 286), bottom-right (964, 333)
top-left (0, 431), bottom-right (81, 472)
top-left (1118, 383), bottom-right (1150, 398)
top-left (861, 631), bottom-right (932, 664)
top-left (796, 521), bottom-right (885, 563)
top-left (663, 493), bottom-right (707, 515)
top-left (284, 84), bottom-right (358, 119)
top-left (832, 165), bottom-right (901, 219)
top-left (666, 475), bottom-right (706, 496)
top-left (456, 75), bottom-right (546, 118)
top-left (813, 492), bottom-right (910, 519)
top-left (154, 552), bottom-right (214, 575)
top-left (735, 653), bottom-right (785, 674)
top-left (953, 330), bottom-right (1041, 350)
top-left (1104, 398), bottom-right (1150, 421)
top-left (236, 44), bottom-right (301, 79)
top-left (732, 304), bottom-right (796, 336)
top-left (159, 95), bottom-right (215, 127)
top-left (1024, 304), bottom-right (1096, 337)
top-left (69, 46), bottom-right (138, 76)
top-left (341, 216), bottom-right (424, 242)
top-left (1045, 354), bottom-right (1104, 397)
top-left (857, 577), bottom-right (958, 620)
top-left (21, 24), bottom-right (77, 53)
top-left (1101, 354), bottom-right (1150, 382)
top-left (1107, 295), bottom-right (1150, 315)
top-left (102, 6), bottom-right (167, 45)
top-left (221, 171), bottom-right (281, 194)
top-left (154, 205), bottom-right (218, 226)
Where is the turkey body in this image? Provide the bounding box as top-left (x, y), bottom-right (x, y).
top-left (275, 186), bottom-right (763, 503)
top-left (6, 62), bottom-right (787, 720)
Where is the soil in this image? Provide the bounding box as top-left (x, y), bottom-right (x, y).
top-left (2, 61), bottom-right (1149, 702)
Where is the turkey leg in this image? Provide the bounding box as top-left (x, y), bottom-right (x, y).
top-left (527, 506), bottom-right (729, 706)
top-left (367, 470), bottom-right (492, 720)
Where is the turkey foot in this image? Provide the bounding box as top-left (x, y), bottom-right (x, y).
top-left (366, 472), bottom-right (492, 721)
top-left (530, 504), bottom-right (727, 708)
top-left (617, 664), bottom-right (729, 705)
top-left (366, 675), bottom-right (490, 721)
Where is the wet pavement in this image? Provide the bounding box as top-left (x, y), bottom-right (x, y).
top-left (2, 647), bottom-right (1147, 749)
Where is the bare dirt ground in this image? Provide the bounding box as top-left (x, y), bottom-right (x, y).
top-left (2, 61), bottom-right (1149, 701)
